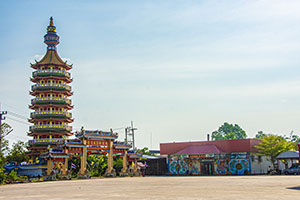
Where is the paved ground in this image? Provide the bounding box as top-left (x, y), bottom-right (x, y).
top-left (0, 176), bottom-right (300, 200)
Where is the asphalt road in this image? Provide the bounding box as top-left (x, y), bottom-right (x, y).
top-left (0, 176), bottom-right (300, 200)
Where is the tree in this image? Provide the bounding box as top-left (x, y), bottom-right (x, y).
top-left (211, 122), bottom-right (247, 140)
top-left (86, 155), bottom-right (107, 177)
top-left (255, 131), bottom-right (269, 139)
top-left (0, 139), bottom-right (9, 167)
top-left (6, 141), bottom-right (28, 164)
top-left (0, 123), bottom-right (12, 154)
top-left (254, 135), bottom-right (294, 168)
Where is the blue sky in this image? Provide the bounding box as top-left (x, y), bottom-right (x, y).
top-left (0, 0), bottom-right (300, 149)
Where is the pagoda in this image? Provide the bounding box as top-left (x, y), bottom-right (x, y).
top-left (28, 17), bottom-right (73, 158)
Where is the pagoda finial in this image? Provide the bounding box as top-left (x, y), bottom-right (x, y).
top-left (49, 17), bottom-right (54, 26)
top-left (44, 17), bottom-right (59, 50)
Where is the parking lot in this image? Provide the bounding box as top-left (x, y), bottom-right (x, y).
top-left (0, 176), bottom-right (300, 200)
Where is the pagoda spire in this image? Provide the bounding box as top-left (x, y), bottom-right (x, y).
top-left (44, 17), bottom-right (60, 50)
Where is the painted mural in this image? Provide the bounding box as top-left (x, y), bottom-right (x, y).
top-left (169, 153), bottom-right (251, 176)
top-left (168, 155), bottom-right (188, 175)
top-left (188, 160), bottom-right (201, 175)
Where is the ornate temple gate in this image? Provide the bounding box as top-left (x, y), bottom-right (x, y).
top-left (43, 130), bottom-right (141, 179)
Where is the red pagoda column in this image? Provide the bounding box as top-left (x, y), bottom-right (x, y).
top-left (28, 17), bottom-right (73, 158)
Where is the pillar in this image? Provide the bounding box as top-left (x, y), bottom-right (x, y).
top-left (80, 138), bottom-right (87, 175)
top-left (133, 158), bottom-right (138, 173)
top-left (107, 140), bottom-right (114, 173)
top-left (122, 150), bottom-right (128, 173)
top-left (47, 158), bottom-right (53, 176)
top-left (62, 149), bottom-right (68, 176)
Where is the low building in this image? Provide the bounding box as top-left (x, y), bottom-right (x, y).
top-left (160, 139), bottom-right (273, 175)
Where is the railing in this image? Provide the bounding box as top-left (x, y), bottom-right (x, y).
top-left (30, 111), bottom-right (72, 118)
top-left (32, 83), bottom-right (71, 91)
top-left (33, 69), bottom-right (70, 78)
top-left (28, 138), bottom-right (64, 145)
top-left (31, 97), bottom-right (71, 105)
top-left (30, 124), bottom-right (72, 132)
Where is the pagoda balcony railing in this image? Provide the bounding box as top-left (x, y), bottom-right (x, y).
top-left (28, 138), bottom-right (64, 145)
top-left (33, 69), bottom-right (71, 78)
top-left (30, 124), bottom-right (72, 132)
top-left (30, 111), bottom-right (72, 118)
top-left (31, 97), bottom-right (71, 105)
top-left (32, 83), bottom-right (71, 91)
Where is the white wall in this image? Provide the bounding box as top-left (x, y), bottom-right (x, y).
top-left (250, 154), bottom-right (290, 174)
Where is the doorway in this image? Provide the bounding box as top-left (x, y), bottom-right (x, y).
top-left (201, 161), bottom-right (214, 175)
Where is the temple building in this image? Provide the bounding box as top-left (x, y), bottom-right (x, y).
top-left (28, 17), bottom-right (73, 158)
top-left (160, 139), bottom-right (275, 175)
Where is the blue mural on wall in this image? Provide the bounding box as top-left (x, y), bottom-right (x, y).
top-left (168, 155), bottom-right (188, 175)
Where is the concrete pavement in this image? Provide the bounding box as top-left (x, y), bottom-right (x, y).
top-left (0, 176), bottom-right (300, 200)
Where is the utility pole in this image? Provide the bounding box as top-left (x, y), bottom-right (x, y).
top-left (0, 104), bottom-right (8, 151)
top-left (125, 121), bottom-right (137, 151)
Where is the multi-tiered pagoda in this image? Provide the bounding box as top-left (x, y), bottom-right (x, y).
top-left (28, 17), bottom-right (73, 157)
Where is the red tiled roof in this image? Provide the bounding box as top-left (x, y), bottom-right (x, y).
top-left (175, 144), bottom-right (222, 155)
top-left (160, 139), bottom-right (262, 155)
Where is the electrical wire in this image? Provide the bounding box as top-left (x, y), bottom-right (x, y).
top-left (6, 117), bottom-right (31, 126)
top-left (7, 111), bottom-right (28, 120)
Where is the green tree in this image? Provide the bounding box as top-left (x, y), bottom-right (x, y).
top-left (0, 123), bottom-right (12, 155)
top-left (6, 141), bottom-right (28, 164)
top-left (211, 122), bottom-right (247, 140)
top-left (254, 135), bottom-right (294, 168)
top-left (255, 131), bottom-right (269, 139)
top-left (0, 139), bottom-right (8, 166)
top-left (136, 147), bottom-right (156, 156)
top-left (87, 154), bottom-right (107, 177)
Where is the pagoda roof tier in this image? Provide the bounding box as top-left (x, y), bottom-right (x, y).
top-left (30, 90), bottom-right (73, 97)
top-left (29, 118), bottom-right (74, 123)
top-left (28, 133), bottom-right (73, 138)
top-left (31, 50), bottom-right (72, 70)
top-left (29, 104), bottom-right (73, 110)
top-left (32, 69), bottom-right (71, 79)
top-left (31, 76), bottom-right (72, 84)
top-left (28, 129), bottom-right (73, 137)
top-left (28, 138), bottom-right (64, 146)
top-left (31, 83), bottom-right (72, 92)
top-left (41, 148), bottom-right (69, 159)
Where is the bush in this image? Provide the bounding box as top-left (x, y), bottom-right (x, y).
top-left (0, 168), bottom-right (7, 184)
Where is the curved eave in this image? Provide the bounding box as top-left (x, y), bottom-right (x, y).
top-left (30, 90), bottom-right (73, 96)
top-left (28, 118), bottom-right (74, 123)
top-left (28, 131), bottom-right (73, 137)
top-left (31, 77), bottom-right (73, 84)
top-left (31, 50), bottom-right (72, 70)
top-left (29, 104), bottom-right (74, 110)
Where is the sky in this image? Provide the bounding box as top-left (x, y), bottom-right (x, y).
top-left (0, 0), bottom-right (300, 149)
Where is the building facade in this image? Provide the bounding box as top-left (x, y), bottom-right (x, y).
top-left (160, 139), bottom-right (273, 175)
top-left (28, 17), bottom-right (73, 157)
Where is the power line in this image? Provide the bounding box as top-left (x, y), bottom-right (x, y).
top-left (7, 111), bottom-right (28, 120)
top-left (0, 101), bottom-right (28, 115)
top-left (6, 117), bottom-right (31, 126)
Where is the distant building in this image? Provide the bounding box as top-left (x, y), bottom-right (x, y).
top-left (160, 139), bottom-right (273, 175)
